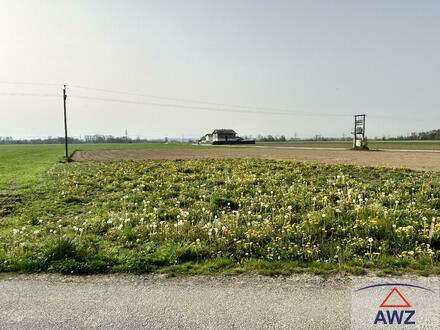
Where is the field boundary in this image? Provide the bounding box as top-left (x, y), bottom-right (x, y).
top-left (71, 146), bottom-right (440, 172)
top-left (254, 145), bottom-right (440, 153)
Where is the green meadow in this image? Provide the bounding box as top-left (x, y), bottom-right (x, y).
top-left (0, 143), bottom-right (197, 192)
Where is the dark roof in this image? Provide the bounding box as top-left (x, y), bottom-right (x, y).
top-left (212, 129), bottom-right (237, 135)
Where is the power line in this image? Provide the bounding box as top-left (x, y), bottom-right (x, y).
top-left (0, 92), bottom-right (59, 97)
top-left (0, 90), bottom-right (435, 121)
top-left (0, 81), bottom-right (62, 87)
top-left (0, 81), bottom-right (439, 122)
top-left (1, 81), bottom-right (352, 117)
top-left (69, 94), bottom-right (351, 117)
top-left (68, 93), bottom-right (440, 120)
top-left (69, 84), bottom-right (346, 116)
top-left (69, 84), bottom-right (281, 110)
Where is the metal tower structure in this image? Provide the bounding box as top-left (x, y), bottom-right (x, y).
top-left (353, 114), bottom-right (366, 149)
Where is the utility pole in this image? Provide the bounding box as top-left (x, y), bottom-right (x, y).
top-left (63, 85), bottom-right (69, 159)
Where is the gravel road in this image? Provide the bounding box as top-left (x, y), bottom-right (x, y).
top-left (1, 274), bottom-right (438, 329)
top-left (0, 274), bottom-right (351, 330)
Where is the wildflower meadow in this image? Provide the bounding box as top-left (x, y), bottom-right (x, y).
top-left (1, 159), bottom-right (440, 275)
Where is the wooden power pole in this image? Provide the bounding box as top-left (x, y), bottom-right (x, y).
top-left (63, 85), bottom-right (69, 159)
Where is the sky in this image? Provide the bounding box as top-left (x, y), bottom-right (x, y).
top-left (1, 0), bottom-right (439, 139)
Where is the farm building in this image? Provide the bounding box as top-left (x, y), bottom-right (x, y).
top-left (199, 133), bottom-right (213, 144)
top-left (198, 129), bottom-right (255, 145)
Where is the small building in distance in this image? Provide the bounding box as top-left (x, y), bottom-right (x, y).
top-left (198, 129), bottom-right (255, 145)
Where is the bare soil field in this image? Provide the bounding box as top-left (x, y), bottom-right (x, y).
top-left (72, 146), bottom-right (440, 172)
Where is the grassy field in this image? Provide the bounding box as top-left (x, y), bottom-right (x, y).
top-left (258, 140), bottom-right (440, 150)
top-left (1, 155), bottom-right (440, 275)
top-left (0, 143), bottom-right (199, 192)
top-left (0, 144), bottom-right (65, 193)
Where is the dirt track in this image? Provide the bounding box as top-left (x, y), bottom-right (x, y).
top-left (71, 146), bottom-right (440, 172)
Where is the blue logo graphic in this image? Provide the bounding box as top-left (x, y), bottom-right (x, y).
top-left (355, 283), bottom-right (434, 326)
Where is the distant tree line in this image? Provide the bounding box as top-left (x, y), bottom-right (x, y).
top-left (3, 129), bottom-right (440, 145)
top-left (383, 130), bottom-right (440, 141)
top-left (253, 135), bottom-right (351, 142)
top-left (254, 135), bottom-right (287, 142)
top-left (0, 135), bottom-right (194, 145)
top-left (254, 129), bottom-right (440, 142)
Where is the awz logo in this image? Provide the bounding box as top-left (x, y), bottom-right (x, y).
top-left (374, 309), bottom-right (415, 325)
top-left (355, 283), bottom-right (434, 326)
top-left (374, 287), bottom-right (415, 325)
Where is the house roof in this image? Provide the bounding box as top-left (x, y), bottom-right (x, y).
top-left (212, 129), bottom-right (237, 135)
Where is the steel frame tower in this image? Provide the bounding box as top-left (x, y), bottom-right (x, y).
top-left (353, 114), bottom-right (366, 149)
